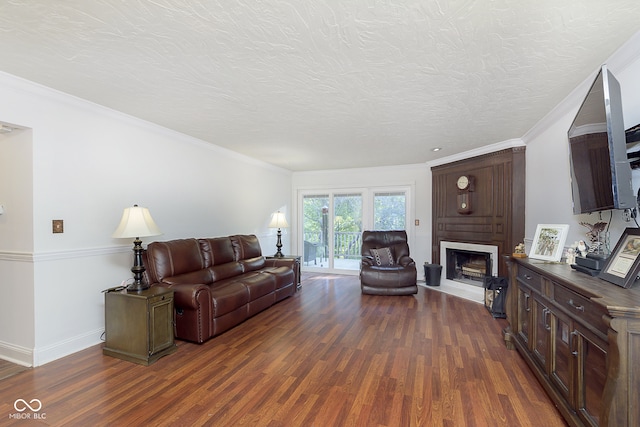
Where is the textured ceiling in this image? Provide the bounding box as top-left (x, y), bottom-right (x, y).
top-left (1, 1), bottom-right (639, 171)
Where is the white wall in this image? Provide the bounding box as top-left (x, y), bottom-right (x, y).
top-left (0, 73), bottom-right (292, 366)
top-left (523, 32), bottom-right (640, 249)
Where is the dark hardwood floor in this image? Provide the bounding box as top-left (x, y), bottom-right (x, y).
top-left (0, 273), bottom-right (566, 426)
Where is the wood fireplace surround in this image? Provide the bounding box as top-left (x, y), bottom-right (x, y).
top-left (431, 147), bottom-right (526, 277)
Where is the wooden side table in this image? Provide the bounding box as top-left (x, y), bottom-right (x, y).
top-left (266, 255), bottom-right (301, 290)
top-left (103, 287), bottom-right (177, 365)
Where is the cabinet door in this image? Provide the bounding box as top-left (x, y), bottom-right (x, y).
top-left (550, 309), bottom-right (574, 404)
top-left (517, 285), bottom-right (532, 348)
top-left (149, 297), bottom-right (174, 356)
top-left (532, 296), bottom-right (551, 372)
top-left (574, 326), bottom-right (607, 427)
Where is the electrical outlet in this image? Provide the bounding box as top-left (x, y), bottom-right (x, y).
top-left (415, 219), bottom-right (420, 226)
top-left (52, 220), bottom-right (64, 233)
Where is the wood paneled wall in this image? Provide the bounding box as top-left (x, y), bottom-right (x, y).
top-left (431, 147), bottom-right (526, 276)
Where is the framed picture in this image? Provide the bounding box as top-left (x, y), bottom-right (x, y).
top-left (529, 224), bottom-right (570, 262)
top-left (599, 228), bottom-right (640, 288)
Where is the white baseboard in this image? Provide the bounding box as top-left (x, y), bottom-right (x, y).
top-left (0, 340), bottom-right (33, 367)
top-left (0, 328), bottom-right (104, 367)
top-left (33, 328), bottom-right (104, 367)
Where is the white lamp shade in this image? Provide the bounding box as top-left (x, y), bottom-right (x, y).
top-left (112, 205), bottom-right (162, 238)
top-left (268, 211), bottom-right (289, 228)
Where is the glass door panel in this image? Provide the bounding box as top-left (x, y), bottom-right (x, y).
top-left (517, 286), bottom-right (531, 346)
top-left (333, 193), bottom-right (362, 271)
top-left (551, 312), bottom-right (572, 402)
top-left (302, 194), bottom-right (329, 268)
top-left (579, 332), bottom-right (606, 426)
top-left (533, 298), bottom-right (550, 370)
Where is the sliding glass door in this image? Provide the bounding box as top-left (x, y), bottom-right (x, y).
top-left (300, 187), bottom-right (410, 273)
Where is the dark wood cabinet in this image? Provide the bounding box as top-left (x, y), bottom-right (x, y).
top-left (505, 257), bottom-right (640, 426)
top-left (103, 287), bottom-right (177, 365)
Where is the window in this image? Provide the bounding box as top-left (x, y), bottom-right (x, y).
top-left (374, 192), bottom-right (406, 230)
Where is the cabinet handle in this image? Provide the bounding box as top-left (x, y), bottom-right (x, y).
top-left (568, 299), bottom-right (584, 312)
top-left (524, 274), bottom-right (532, 280)
top-left (543, 308), bottom-right (551, 331)
top-left (525, 293), bottom-right (531, 312)
top-left (570, 331), bottom-right (579, 356)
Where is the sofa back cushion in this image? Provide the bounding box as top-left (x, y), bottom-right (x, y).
top-left (361, 230), bottom-right (410, 263)
top-left (199, 237), bottom-right (236, 266)
top-left (146, 238), bottom-right (207, 283)
top-left (230, 234), bottom-right (266, 272)
top-left (199, 237), bottom-right (244, 281)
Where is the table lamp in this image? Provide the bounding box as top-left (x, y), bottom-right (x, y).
top-left (268, 211), bottom-right (288, 258)
top-left (112, 204), bottom-right (162, 291)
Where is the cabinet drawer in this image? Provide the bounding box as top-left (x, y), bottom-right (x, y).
top-left (148, 293), bottom-right (172, 305)
top-left (517, 266), bottom-right (542, 293)
top-left (554, 285), bottom-right (608, 335)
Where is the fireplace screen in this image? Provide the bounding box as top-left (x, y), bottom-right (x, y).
top-left (446, 248), bottom-right (492, 286)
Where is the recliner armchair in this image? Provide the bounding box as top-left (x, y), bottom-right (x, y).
top-left (360, 230), bottom-right (418, 295)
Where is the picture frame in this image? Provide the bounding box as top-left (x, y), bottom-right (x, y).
top-left (599, 228), bottom-right (640, 288)
top-left (529, 224), bottom-right (570, 262)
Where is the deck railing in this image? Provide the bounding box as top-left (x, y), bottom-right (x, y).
top-left (303, 231), bottom-right (362, 260)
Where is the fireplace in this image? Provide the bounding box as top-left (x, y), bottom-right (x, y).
top-left (440, 241), bottom-right (499, 292)
top-left (430, 147), bottom-right (525, 279)
top-left (446, 248), bottom-right (492, 286)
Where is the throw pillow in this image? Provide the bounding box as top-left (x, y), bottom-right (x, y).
top-left (370, 247), bottom-right (394, 266)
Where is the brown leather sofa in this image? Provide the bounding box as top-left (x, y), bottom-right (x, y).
top-left (360, 230), bottom-right (418, 295)
top-left (144, 234), bottom-right (296, 343)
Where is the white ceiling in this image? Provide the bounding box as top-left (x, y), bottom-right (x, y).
top-left (1, 1), bottom-right (639, 171)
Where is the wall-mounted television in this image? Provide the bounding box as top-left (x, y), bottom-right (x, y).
top-left (568, 64), bottom-right (635, 214)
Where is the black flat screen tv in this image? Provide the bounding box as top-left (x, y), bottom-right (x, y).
top-left (568, 65), bottom-right (635, 214)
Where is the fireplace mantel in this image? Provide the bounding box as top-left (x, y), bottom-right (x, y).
top-left (431, 148), bottom-right (525, 276)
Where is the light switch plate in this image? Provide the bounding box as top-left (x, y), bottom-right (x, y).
top-left (53, 220), bottom-right (64, 233)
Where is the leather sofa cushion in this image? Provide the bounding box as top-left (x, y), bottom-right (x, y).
top-left (360, 265), bottom-right (417, 287)
top-left (209, 262), bottom-right (244, 282)
top-left (240, 256), bottom-right (267, 272)
top-left (162, 269), bottom-right (213, 286)
top-left (199, 237), bottom-right (235, 266)
top-left (146, 238), bottom-right (206, 283)
top-left (261, 266), bottom-right (295, 289)
top-left (239, 272), bottom-right (276, 299)
top-left (209, 281), bottom-right (249, 318)
top-left (231, 235), bottom-right (264, 261)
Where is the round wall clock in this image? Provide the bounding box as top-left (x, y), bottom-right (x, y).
top-left (457, 175), bottom-right (470, 190)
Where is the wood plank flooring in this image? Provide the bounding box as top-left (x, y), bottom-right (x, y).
top-left (0, 360), bottom-right (29, 381)
top-left (0, 273), bottom-right (566, 426)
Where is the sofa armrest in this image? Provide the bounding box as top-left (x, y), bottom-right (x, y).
top-left (361, 255), bottom-right (375, 266)
top-left (265, 257), bottom-right (290, 268)
top-left (264, 257), bottom-right (299, 289)
top-left (398, 255), bottom-right (415, 267)
top-left (152, 282), bottom-right (210, 309)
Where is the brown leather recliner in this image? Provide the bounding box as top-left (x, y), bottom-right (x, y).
top-left (360, 230), bottom-right (418, 295)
